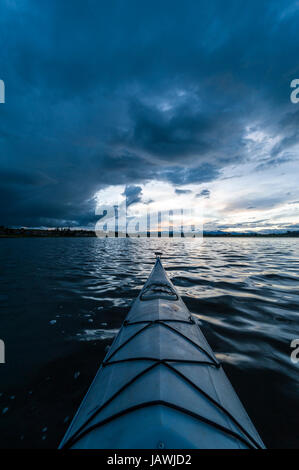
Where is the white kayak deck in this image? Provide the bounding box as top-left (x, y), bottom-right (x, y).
top-left (59, 257), bottom-right (265, 449)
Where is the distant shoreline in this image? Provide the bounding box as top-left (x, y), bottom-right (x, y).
top-left (1, 227), bottom-right (299, 238)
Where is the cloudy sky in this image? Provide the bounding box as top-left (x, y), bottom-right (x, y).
top-left (1, 0), bottom-right (299, 232)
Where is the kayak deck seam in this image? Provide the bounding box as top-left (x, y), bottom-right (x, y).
top-left (105, 319), bottom-right (220, 367)
top-left (123, 316), bottom-right (195, 326)
top-left (61, 398), bottom-right (262, 450)
top-left (102, 357), bottom-right (217, 367)
top-left (61, 359), bottom-right (261, 450)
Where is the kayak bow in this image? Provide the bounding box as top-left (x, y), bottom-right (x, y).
top-left (59, 256), bottom-right (265, 449)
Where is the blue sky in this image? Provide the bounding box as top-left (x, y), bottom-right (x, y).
top-left (0, 0), bottom-right (299, 232)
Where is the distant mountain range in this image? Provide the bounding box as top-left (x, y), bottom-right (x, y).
top-left (1, 226), bottom-right (299, 238)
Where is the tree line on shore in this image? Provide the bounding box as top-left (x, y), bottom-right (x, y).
top-left (1, 226), bottom-right (299, 238)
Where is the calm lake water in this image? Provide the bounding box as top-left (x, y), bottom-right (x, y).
top-left (0, 237), bottom-right (298, 448)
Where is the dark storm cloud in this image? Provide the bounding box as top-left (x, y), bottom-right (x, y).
top-left (270, 109), bottom-right (299, 158)
top-left (175, 189), bottom-right (192, 195)
top-left (113, 98), bottom-right (245, 165)
top-left (162, 164), bottom-right (219, 186)
top-left (0, 0), bottom-right (299, 226)
top-left (196, 189), bottom-right (211, 199)
top-left (122, 185), bottom-right (143, 206)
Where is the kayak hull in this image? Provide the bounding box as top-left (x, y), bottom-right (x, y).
top-left (59, 258), bottom-right (265, 449)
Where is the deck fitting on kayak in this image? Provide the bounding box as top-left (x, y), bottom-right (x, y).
top-left (140, 282), bottom-right (178, 301)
